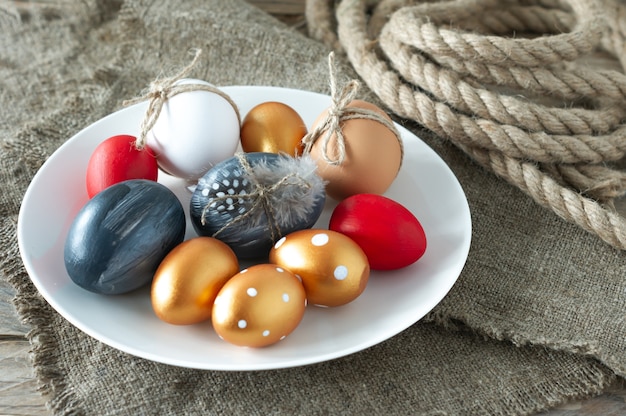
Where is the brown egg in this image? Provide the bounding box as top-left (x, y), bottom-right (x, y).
top-left (269, 229), bottom-right (370, 307)
top-left (240, 101), bottom-right (307, 156)
top-left (151, 237), bottom-right (239, 325)
top-left (212, 264), bottom-right (307, 347)
top-left (309, 99), bottom-right (402, 200)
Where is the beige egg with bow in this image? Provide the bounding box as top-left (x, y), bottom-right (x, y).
top-left (307, 99), bottom-right (403, 201)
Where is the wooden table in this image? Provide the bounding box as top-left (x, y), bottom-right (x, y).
top-left (1, 1), bottom-right (625, 414)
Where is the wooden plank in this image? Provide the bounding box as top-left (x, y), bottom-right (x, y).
top-left (245, 0), bottom-right (305, 15)
top-left (0, 280), bottom-right (30, 336)
top-left (540, 380), bottom-right (626, 415)
top-left (0, 339), bottom-right (50, 416)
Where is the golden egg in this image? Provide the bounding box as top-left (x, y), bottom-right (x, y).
top-left (309, 99), bottom-right (402, 200)
top-left (240, 101), bottom-right (307, 156)
top-left (212, 264), bottom-right (307, 347)
top-left (269, 229), bottom-right (370, 307)
top-left (151, 237), bottom-right (239, 325)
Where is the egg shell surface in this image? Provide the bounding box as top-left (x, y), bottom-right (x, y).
top-left (269, 229), bottom-right (370, 307)
top-left (85, 134), bottom-right (158, 198)
top-left (63, 179), bottom-right (186, 295)
top-left (212, 264), bottom-right (307, 347)
top-left (309, 99), bottom-right (402, 201)
top-left (147, 78), bottom-right (240, 180)
top-left (240, 101), bottom-right (307, 156)
top-left (329, 193), bottom-right (427, 270)
top-left (190, 152), bottom-right (326, 259)
top-left (151, 237), bottom-right (239, 325)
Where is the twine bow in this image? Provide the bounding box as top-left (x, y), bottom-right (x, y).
top-left (302, 51), bottom-right (403, 166)
top-left (123, 48), bottom-right (241, 150)
top-left (201, 153), bottom-right (312, 244)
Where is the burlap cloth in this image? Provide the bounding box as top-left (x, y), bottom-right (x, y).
top-left (1, 1), bottom-right (624, 415)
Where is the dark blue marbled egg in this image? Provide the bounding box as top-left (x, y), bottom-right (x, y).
top-left (190, 152), bottom-right (326, 259)
top-left (64, 179), bottom-right (186, 295)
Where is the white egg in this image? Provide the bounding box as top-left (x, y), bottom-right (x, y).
top-left (147, 78), bottom-right (240, 180)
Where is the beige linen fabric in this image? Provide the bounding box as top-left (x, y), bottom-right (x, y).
top-left (0, 1), bottom-right (624, 415)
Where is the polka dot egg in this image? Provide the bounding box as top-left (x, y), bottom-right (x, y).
top-left (269, 229), bottom-right (370, 307)
top-left (212, 264), bottom-right (306, 347)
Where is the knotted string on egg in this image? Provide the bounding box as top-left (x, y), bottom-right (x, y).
top-left (199, 153), bottom-right (326, 246)
top-left (122, 48), bottom-right (241, 150)
top-left (301, 51), bottom-right (404, 167)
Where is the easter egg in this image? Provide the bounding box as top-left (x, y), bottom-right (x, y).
top-left (329, 194), bottom-right (427, 270)
top-left (151, 237), bottom-right (239, 325)
top-left (212, 264), bottom-right (307, 347)
top-left (309, 99), bottom-right (402, 200)
top-left (86, 134), bottom-right (158, 198)
top-left (64, 179), bottom-right (186, 295)
top-left (147, 78), bottom-right (240, 180)
top-left (190, 152), bottom-right (326, 258)
top-left (240, 101), bottom-right (307, 156)
top-left (269, 229), bottom-right (369, 307)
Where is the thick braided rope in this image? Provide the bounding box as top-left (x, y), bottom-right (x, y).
top-left (368, 0), bottom-right (578, 37)
top-left (381, 36), bottom-right (626, 135)
top-left (375, 0), bottom-right (626, 163)
top-left (305, 0), bottom-right (626, 250)
top-left (388, 2), bottom-right (603, 67)
top-left (378, 30), bottom-right (626, 163)
top-left (461, 144), bottom-right (626, 249)
top-left (305, 0), bottom-right (342, 51)
top-left (316, 1), bottom-right (626, 101)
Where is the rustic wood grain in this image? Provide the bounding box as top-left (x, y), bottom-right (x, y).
top-left (246, 0), bottom-right (305, 14)
top-left (0, 281), bottom-right (28, 336)
top-left (0, 339), bottom-right (49, 416)
top-left (0, 1), bottom-right (624, 415)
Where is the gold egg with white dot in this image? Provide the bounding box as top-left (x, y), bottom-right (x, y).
top-left (212, 264), bottom-right (306, 347)
top-left (269, 229), bottom-right (370, 307)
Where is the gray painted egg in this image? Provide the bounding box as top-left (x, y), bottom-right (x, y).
top-left (190, 152), bottom-right (326, 258)
top-left (64, 179), bottom-right (186, 295)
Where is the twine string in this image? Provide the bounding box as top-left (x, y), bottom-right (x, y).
top-left (302, 51), bottom-right (403, 166)
top-left (123, 48), bottom-right (241, 150)
top-left (201, 153), bottom-right (312, 243)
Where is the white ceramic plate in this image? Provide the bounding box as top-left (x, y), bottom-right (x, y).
top-left (17, 86), bottom-right (471, 370)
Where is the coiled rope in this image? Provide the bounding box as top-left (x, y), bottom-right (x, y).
top-left (306, 0), bottom-right (626, 250)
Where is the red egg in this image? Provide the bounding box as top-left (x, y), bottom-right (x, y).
top-left (329, 194), bottom-right (427, 270)
top-left (86, 134), bottom-right (158, 198)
